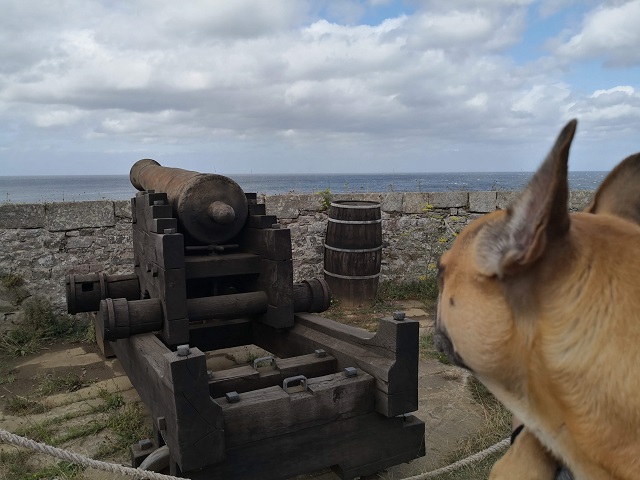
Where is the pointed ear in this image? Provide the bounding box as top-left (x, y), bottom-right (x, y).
top-left (583, 153), bottom-right (640, 226)
top-left (476, 120), bottom-right (577, 277)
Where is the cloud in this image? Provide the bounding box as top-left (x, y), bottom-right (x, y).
top-left (0, 0), bottom-right (638, 174)
top-left (553, 0), bottom-right (640, 66)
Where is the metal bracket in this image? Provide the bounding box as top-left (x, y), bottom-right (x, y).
top-left (253, 356), bottom-right (276, 371)
top-left (283, 375), bottom-right (308, 394)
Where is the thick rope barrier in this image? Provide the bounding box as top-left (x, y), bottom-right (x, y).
top-left (401, 437), bottom-right (511, 480)
top-left (0, 428), bottom-right (186, 480)
top-left (1, 427), bottom-right (509, 480)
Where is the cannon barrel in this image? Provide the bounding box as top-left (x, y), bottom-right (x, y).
top-left (130, 159), bottom-right (248, 244)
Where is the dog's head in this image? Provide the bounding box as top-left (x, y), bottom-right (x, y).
top-left (434, 119), bottom-right (640, 392)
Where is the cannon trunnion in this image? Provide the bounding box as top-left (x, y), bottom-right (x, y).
top-left (65, 160), bottom-right (425, 479)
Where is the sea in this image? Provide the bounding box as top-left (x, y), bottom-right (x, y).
top-left (0, 172), bottom-right (607, 204)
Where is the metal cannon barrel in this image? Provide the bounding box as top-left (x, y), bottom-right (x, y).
top-left (130, 159), bottom-right (248, 244)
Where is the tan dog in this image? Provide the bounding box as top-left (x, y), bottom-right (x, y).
top-left (434, 119), bottom-right (640, 480)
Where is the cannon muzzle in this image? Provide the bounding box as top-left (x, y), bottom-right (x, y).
top-left (130, 159), bottom-right (248, 244)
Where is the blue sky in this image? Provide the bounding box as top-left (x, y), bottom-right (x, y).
top-left (0, 0), bottom-right (638, 175)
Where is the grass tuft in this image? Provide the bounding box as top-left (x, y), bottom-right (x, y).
top-left (4, 396), bottom-right (49, 415)
top-left (37, 372), bottom-right (88, 396)
top-left (419, 331), bottom-right (451, 364)
top-left (97, 402), bottom-right (149, 458)
top-left (429, 376), bottom-right (512, 479)
top-left (0, 296), bottom-right (89, 357)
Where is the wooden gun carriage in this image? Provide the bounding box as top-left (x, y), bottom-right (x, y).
top-left (65, 160), bottom-right (425, 479)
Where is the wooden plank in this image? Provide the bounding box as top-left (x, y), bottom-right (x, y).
top-left (208, 353), bottom-right (337, 397)
top-left (184, 253), bottom-right (261, 280)
top-left (214, 371), bottom-right (374, 447)
top-left (177, 412), bottom-right (425, 479)
top-left (239, 227), bottom-right (292, 261)
top-left (247, 215), bottom-right (277, 229)
top-left (247, 202), bottom-right (264, 214)
top-left (112, 335), bottom-right (225, 472)
top-left (132, 225), bottom-right (185, 270)
top-left (259, 259), bottom-right (293, 306)
top-left (152, 217), bottom-right (178, 234)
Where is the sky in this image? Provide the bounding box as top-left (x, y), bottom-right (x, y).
top-left (1, 0), bottom-right (639, 176)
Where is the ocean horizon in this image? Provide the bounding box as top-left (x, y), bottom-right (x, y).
top-left (0, 171), bottom-right (607, 204)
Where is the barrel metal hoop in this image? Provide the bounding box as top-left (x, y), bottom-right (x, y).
top-left (330, 202), bottom-right (380, 209)
top-left (328, 218), bottom-right (382, 225)
top-left (324, 244), bottom-right (382, 253)
top-left (323, 269), bottom-right (380, 280)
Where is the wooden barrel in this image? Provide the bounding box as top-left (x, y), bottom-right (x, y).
top-left (324, 201), bottom-right (382, 307)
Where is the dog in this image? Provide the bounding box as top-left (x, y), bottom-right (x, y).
top-left (434, 119), bottom-right (640, 480)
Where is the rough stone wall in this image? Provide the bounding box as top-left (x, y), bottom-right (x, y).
top-left (265, 190), bottom-right (594, 283)
top-left (0, 190), bottom-right (594, 327)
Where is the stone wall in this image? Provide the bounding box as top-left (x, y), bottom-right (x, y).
top-left (0, 190), bottom-right (594, 329)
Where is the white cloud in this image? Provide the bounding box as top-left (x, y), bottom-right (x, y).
top-left (0, 0), bottom-right (638, 174)
top-left (572, 85), bottom-right (640, 125)
top-left (34, 108), bottom-right (87, 128)
top-left (553, 0), bottom-right (640, 66)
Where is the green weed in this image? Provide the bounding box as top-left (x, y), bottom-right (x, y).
top-left (38, 372), bottom-right (88, 396)
top-left (316, 188), bottom-right (333, 211)
top-left (3, 396), bottom-right (48, 415)
top-left (0, 273), bottom-right (24, 289)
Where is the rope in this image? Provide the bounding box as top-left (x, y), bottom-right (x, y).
top-left (403, 437), bottom-right (511, 479)
top-left (0, 428), bottom-right (186, 480)
top-left (1, 427), bottom-right (510, 480)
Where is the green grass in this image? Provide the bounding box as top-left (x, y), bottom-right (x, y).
top-left (429, 377), bottom-right (512, 480)
top-left (96, 402), bottom-right (149, 458)
top-left (6, 389), bottom-right (149, 477)
top-left (3, 396), bottom-right (49, 415)
top-left (0, 450), bottom-right (84, 480)
top-left (38, 372), bottom-right (88, 396)
top-left (419, 331), bottom-right (451, 364)
top-left (376, 277), bottom-right (439, 305)
top-left (0, 296), bottom-right (90, 357)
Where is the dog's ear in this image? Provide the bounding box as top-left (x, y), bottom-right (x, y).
top-left (476, 120), bottom-right (577, 277)
top-left (583, 153), bottom-right (640, 225)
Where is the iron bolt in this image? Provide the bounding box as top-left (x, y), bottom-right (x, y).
top-left (164, 228), bottom-right (176, 234)
top-left (393, 311), bottom-right (406, 321)
top-left (138, 439), bottom-right (153, 450)
top-left (314, 349), bottom-right (327, 358)
top-left (226, 391), bottom-right (240, 404)
top-left (207, 370), bottom-right (214, 379)
top-left (344, 367), bottom-right (358, 378)
top-left (153, 200), bottom-right (165, 205)
top-left (176, 344), bottom-right (190, 357)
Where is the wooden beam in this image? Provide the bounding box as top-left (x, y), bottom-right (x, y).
top-left (184, 253), bottom-right (261, 280)
top-left (239, 227), bottom-right (292, 261)
top-left (112, 334), bottom-right (225, 472)
top-left (214, 371), bottom-right (374, 447)
top-left (175, 412), bottom-right (425, 479)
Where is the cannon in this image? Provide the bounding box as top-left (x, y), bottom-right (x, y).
top-left (65, 160), bottom-right (425, 479)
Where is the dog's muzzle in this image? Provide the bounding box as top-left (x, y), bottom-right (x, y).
top-left (433, 327), bottom-right (472, 371)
